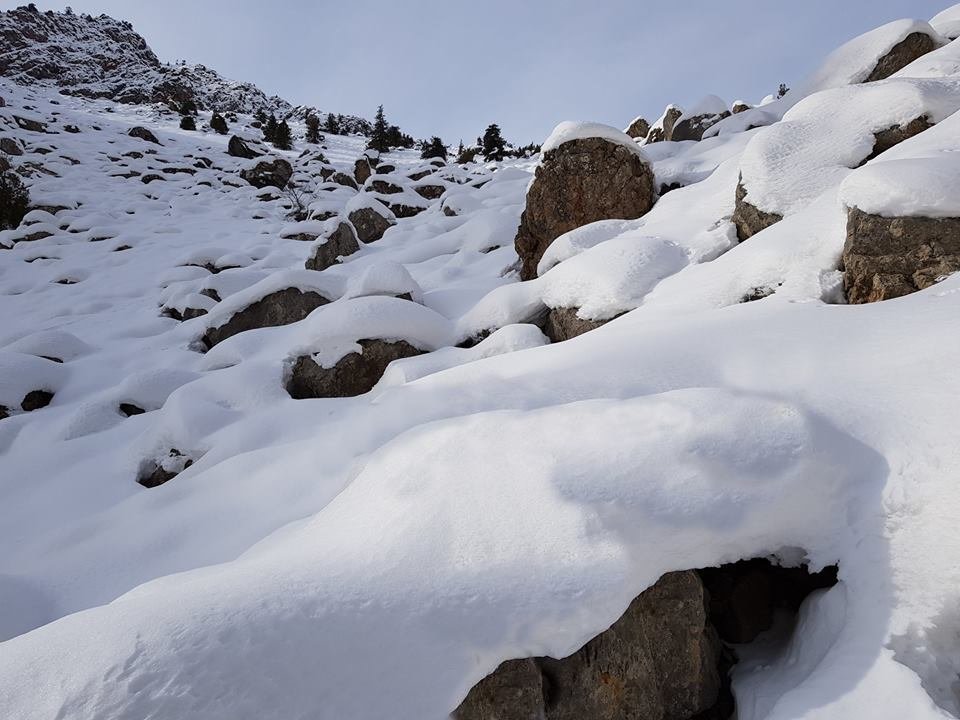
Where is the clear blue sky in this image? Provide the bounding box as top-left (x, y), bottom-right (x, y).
top-left (12, 0), bottom-right (953, 144)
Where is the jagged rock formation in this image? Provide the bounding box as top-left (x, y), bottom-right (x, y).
top-left (865, 31), bottom-right (940, 82)
top-left (671, 110), bottom-right (731, 142)
top-left (514, 137), bottom-right (655, 280)
top-left (348, 205), bottom-right (395, 243)
top-left (286, 340), bottom-right (424, 398)
top-left (625, 116), bottom-right (650, 139)
top-left (240, 158), bottom-right (293, 189)
top-left (843, 208), bottom-right (960, 303)
top-left (202, 288), bottom-right (331, 349)
top-left (305, 222), bottom-right (360, 271)
top-left (732, 179), bottom-right (783, 241)
top-left (645, 105), bottom-right (684, 144)
top-left (228, 135), bottom-right (262, 159)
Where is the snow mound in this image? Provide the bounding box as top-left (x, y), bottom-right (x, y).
top-left (931, 3), bottom-right (960, 38)
top-left (541, 121), bottom-right (647, 158)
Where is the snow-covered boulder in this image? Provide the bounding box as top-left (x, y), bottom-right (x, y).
top-left (624, 115), bottom-right (650, 139)
top-left (240, 157), bottom-right (292, 190)
top-left (514, 122), bottom-right (656, 280)
top-left (346, 194), bottom-right (396, 243)
top-left (304, 221), bottom-right (360, 272)
top-left (671, 95), bottom-right (731, 142)
top-left (644, 105), bottom-right (683, 144)
top-left (227, 135), bottom-right (261, 159)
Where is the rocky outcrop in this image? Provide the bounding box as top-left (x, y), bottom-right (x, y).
top-left (240, 158), bottom-right (292, 189)
top-left (413, 183), bottom-right (445, 200)
top-left (348, 206), bottom-right (395, 243)
top-left (843, 207), bottom-right (960, 303)
top-left (625, 116), bottom-right (650, 139)
top-left (454, 571), bottom-right (723, 720)
top-left (227, 135), bottom-right (261, 159)
top-left (864, 31), bottom-right (939, 83)
top-left (541, 307), bottom-right (611, 342)
top-left (732, 101), bottom-right (751, 114)
top-left (732, 180), bottom-right (782, 241)
top-left (305, 222), bottom-right (360, 271)
top-left (286, 340), bottom-right (424, 398)
top-left (137, 449), bottom-right (192, 489)
top-left (330, 172), bottom-right (359, 190)
top-left (514, 137), bottom-right (655, 280)
top-left (645, 106), bottom-right (684, 144)
top-left (202, 287), bottom-right (331, 349)
top-left (354, 157), bottom-right (374, 185)
top-left (367, 178), bottom-right (404, 195)
top-left (671, 110), bottom-right (731, 142)
top-left (20, 389), bottom-right (53, 412)
top-left (863, 116), bottom-right (933, 164)
top-left (0, 137), bottom-right (23, 156)
top-left (127, 126), bottom-right (160, 145)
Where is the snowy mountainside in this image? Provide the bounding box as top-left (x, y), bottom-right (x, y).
top-left (2, 4), bottom-right (960, 720)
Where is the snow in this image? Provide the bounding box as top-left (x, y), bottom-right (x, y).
top-left (2, 7), bottom-right (960, 720)
top-left (931, 3), bottom-right (960, 38)
top-left (541, 121), bottom-right (648, 158)
top-left (676, 94), bottom-right (729, 122)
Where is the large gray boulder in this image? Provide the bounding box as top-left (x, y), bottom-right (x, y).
top-left (454, 571), bottom-right (723, 720)
top-left (305, 222), bottom-right (360, 271)
top-left (644, 106), bottom-right (684, 144)
top-left (287, 340), bottom-right (424, 398)
top-left (864, 31), bottom-right (939, 82)
top-left (227, 135), bottom-right (262, 159)
top-left (843, 208), bottom-right (960, 303)
top-left (514, 136), bottom-right (656, 280)
top-left (202, 287), bottom-right (331, 349)
top-left (541, 307), bottom-right (611, 342)
top-left (731, 179), bottom-right (783, 241)
top-left (671, 110), bottom-right (731, 142)
top-left (240, 158), bottom-right (293, 189)
top-left (624, 116), bottom-right (650, 139)
top-left (348, 205), bottom-right (395, 243)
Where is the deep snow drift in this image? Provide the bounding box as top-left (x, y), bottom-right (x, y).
top-left (2, 5), bottom-right (960, 720)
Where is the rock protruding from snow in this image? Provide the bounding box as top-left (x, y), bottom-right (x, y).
top-left (127, 126), bottom-right (160, 145)
top-left (454, 571), bottom-right (722, 720)
top-left (842, 207), bottom-right (960, 303)
top-left (287, 340), bottom-right (425, 399)
top-left (227, 136), bottom-right (261, 159)
top-left (624, 116), bottom-right (650, 139)
top-left (305, 222), bottom-right (360, 272)
top-left (347, 198), bottom-right (396, 243)
top-left (864, 30), bottom-right (940, 82)
top-left (354, 156), bottom-right (375, 185)
top-left (202, 287), bottom-right (331, 349)
top-left (541, 307), bottom-right (611, 342)
top-left (645, 105), bottom-right (684, 144)
top-left (671, 95), bottom-right (731, 142)
top-left (514, 125), bottom-right (655, 280)
top-left (732, 179), bottom-right (784, 241)
top-left (240, 158), bottom-right (292, 190)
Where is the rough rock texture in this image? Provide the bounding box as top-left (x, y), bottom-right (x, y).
top-left (286, 340), bottom-right (424, 399)
top-left (863, 116), bottom-right (933, 164)
top-left (348, 206), bottom-right (395, 243)
top-left (368, 178), bottom-right (404, 195)
top-left (732, 180), bottom-right (783, 242)
top-left (542, 307), bottom-right (612, 342)
top-left (454, 571), bottom-right (722, 720)
top-left (304, 222), bottom-right (360, 271)
top-left (137, 450), bottom-right (192, 489)
top-left (671, 111), bottom-right (731, 142)
top-left (240, 158), bottom-right (292, 189)
top-left (227, 135), bottom-right (261, 159)
top-left (201, 287), bottom-right (331, 349)
top-left (127, 126), bottom-right (160, 145)
top-left (864, 32), bottom-right (939, 83)
top-left (330, 172), bottom-right (359, 190)
top-left (625, 117), bottom-right (650, 139)
top-left (388, 203), bottom-right (426, 219)
top-left (353, 157), bottom-right (374, 185)
top-left (843, 207), bottom-right (960, 303)
top-left (645, 107), bottom-right (684, 144)
top-left (514, 137), bottom-right (656, 280)
top-left (20, 389), bottom-right (54, 411)
top-left (732, 102), bottom-right (751, 114)
top-left (0, 137), bottom-right (23, 156)
top-left (413, 183), bottom-right (445, 200)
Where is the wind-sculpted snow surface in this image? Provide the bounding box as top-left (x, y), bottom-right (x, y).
top-left (3, 5), bottom-right (960, 720)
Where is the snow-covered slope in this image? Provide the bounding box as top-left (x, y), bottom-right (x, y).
top-left (2, 4), bottom-right (960, 720)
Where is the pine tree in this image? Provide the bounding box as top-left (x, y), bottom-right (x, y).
top-left (482, 124), bottom-right (506, 161)
top-left (179, 100), bottom-right (198, 116)
top-left (457, 140), bottom-right (464, 156)
top-left (0, 168), bottom-right (29, 230)
top-left (368, 105), bottom-right (390, 153)
top-left (273, 119), bottom-right (293, 150)
top-left (179, 114), bottom-right (196, 131)
top-left (777, 83), bottom-right (790, 98)
top-left (323, 113), bottom-right (340, 135)
top-left (210, 112), bottom-right (228, 135)
top-left (420, 136), bottom-right (447, 161)
top-left (305, 114), bottom-right (322, 143)
top-left (264, 114), bottom-right (278, 143)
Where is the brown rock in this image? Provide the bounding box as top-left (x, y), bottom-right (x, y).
top-left (0, 137), bottom-right (23, 156)
top-left (864, 32), bottom-right (939, 83)
top-left (354, 157), bottom-right (374, 185)
top-left (137, 450), bottom-right (192, 489)
top-left (625, 116), bottom-right (650, 139)
top-left (671, 111), bottom-right (731, 142)
top-left (454, 571), bottom-right (722, 720)
top-left (287, 339), bottom-right (424, 398)
top-left (202, 287), bottom-right (331, 348)
top-left (514, 136), bottom-right (655, 280)
top-left (645, 106), bottom-right (684, 144)
top-left (541, 307), bottom-right (611, 342)
top-left (240, 158), bottom-right (293, 189)
top-left (843, 207), bottom-right (960, 303)
top-left (20, 389), bottom-right (53, 411)
top-left (14, 115), bottom-right (47, 133)
top-left (732, 179), bottom-right (782, 242)
top-left (368, 178), bottom-right (404, 195)
top-left (388, 203), bottom-right (426, 219)
top-left (413, 183), bottom-right (445, 200)
top-left (732, 102), bottom-right (751, 114)
top-left (305, 222), bottom-right (360, 271)
top-left (227, 135), bottom-right (261, 159)
top-left (348, 206), bottom-right (395, 243)
top-left (330, 172), bottom-right (359, 190)
top-left (127, 126), bottom-right (160, 144)
top-left (863, 116), bottom-right (933, 164)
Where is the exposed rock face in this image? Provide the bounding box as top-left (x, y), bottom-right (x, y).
top-left (368, 178), bottom-right (404, 195)
top-left (20, 389), bottom-right (54, 411)
top-left (227, 135), bottom-right (261, 159)
top-left (645, 106), bottom-right (684, 144)
top-left (413, 183), bottom-right (445, 200)
top-left (864, 32), bottom-right (939, 83)
top-left (354, 157), bottom-right (374, 185)
top-left (13, 115), bottom-right (47, 133)
top-left (0, 137), bottom-right (23, 156)
top-left (732, 180), bottom-right (782, 241)
top-left (348, 206), bottom-right (395, 243)
top-left (287, 340), bottom-right (424, 398)
top-left (127, 126), bottom-right (160, 145)
top-left (625, 116), bottom-right (650, 139)
top-left (137, 449), bottom-right (192, 489)
top-left (202, 287), bottom-right (331, 348)
top-left (454, 571), bottom-right (723, 720)
top-left (864, 116), bottom-right (933, 164)
top-left (843, 208), bottom-right (960, 303)
top-left (240, 158), bottom-right (292, 189)
top-left (330, 172), bottom-right (359, 190)
top-left (542, 307), bottom-right (611, 342)
top-left (305, 222), bottom-right (360, 271)
top-left (732, 102), bottom-right (751, 114)
top-left (671, 111), bottom-right (731, 142)
top-left (388, 202), bottom-right (426, 219)
top-left (514, 137), bottom-right (656, 280)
